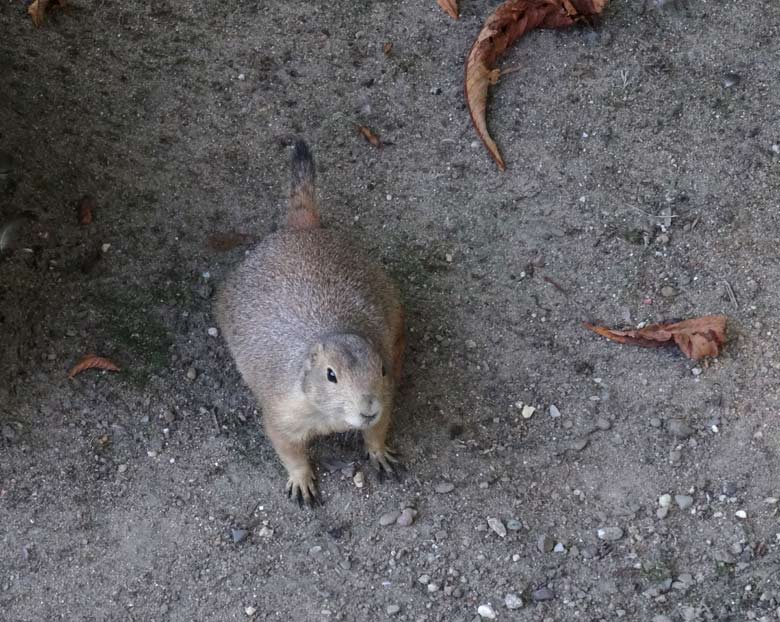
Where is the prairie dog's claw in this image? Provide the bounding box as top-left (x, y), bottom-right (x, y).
top-left (285, 470), bottom-right (319, 508)
top-left (367, 447), bottom-right (404, 482)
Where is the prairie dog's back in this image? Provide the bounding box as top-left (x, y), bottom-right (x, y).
top-left (216, 227), bottom-right (400, 401)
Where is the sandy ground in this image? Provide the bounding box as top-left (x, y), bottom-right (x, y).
top-left (2, 1), bottom-right (780, 621)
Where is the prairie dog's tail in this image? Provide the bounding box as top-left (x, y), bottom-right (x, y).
top-left (286, 140), bottom-right (320, 230)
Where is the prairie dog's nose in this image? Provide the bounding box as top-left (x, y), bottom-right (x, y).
top-left (360, 396), bottom-right (381, 420)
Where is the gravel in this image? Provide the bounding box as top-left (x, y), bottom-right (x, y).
top-left (434, 482), bottom-right (455, 494)
top-left (531, 587), bottom-right (555, 602)
top-left (397, 508), bottom-right (417, 527)
top-left (666, 419), bottom-right (694, 439)
top-left (537, 534), bottom-right (554, 553)
top-left (597, 527), bottom-right (624, 541)
top-left (386, 604), bottom-right (400, 616)
top-left (504, 593), bottom-right (523, 609)
top-left (487, 517), bottom-right (507, 538)
top-left (379, 510), bottom-right (401, 526)
top-left (477, 604), bottom-right (496, 619)
top-left (675, 495), bottom-right (694, 510)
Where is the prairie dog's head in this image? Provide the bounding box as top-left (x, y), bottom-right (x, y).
top-left (302, 333), bottom-right (390, 430)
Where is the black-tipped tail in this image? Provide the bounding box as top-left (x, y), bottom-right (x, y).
top-left (287, 140), bottom-right (320, 230)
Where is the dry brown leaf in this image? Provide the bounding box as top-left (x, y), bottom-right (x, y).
top-left (437, 0), bottom-right (459, 20)
top-left (207, 232), bottom-right (256, 252)
top-left (383, 41), bottom-right (394, 55)
top-left (583, 315), bottom-right (727, 360)
top-left (465, 0), bottom-right (608, 170)
top-left (28, 0), bottom-right (65, 27)
top-left (358, 125), bottom-right (382, 148)
top-left (68, 354), bottom-right (121, 379)
top-left (78, 195), bottom-right (95, 225)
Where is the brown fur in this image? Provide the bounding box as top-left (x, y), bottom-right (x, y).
top-left (215, 140), bottom-right (405, 504)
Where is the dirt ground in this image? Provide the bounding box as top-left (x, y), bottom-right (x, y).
top-left (2, 1), bottom-right (780, 621)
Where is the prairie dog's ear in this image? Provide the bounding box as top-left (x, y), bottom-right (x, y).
top-left (303, 342), bottom-right (325, 372)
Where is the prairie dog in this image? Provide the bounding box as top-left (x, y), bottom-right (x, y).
top-left (215, 141), bottom-right (406, 505)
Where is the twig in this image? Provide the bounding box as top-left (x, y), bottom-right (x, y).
top-left (625, 204), bottom-right (679, 220)
top-left (723, 280), bottom-right (738, 310)
top-left (543, 275), bottom-right (569, 296)
top-left (212, 410), bottom-right (220, 435)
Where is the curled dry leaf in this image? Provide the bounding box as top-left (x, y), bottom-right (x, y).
top-left (583, 315), bottom-right (727, 360)
top-left (465, 0), bottom-right (608, 170)
top-left (68, 354), bottom-right (121, 379)
top-left (78, 195), bottom-right (95, 225)
top-left (358, 125), bottom-right (382, 148)
top-left (437, 0), bottom-right (459, 20)
top-left (28, 0), bottom-right (66, 27)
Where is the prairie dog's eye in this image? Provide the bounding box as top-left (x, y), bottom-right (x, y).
top-left (326, 368), bottom-right (337, 383)
top-left (381, 365), bottom-right (387, 377)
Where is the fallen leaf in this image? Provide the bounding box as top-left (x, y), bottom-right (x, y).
top-left (437, 0), bottom-right (459, 20)
top-left (78, 195), bottom-right (95, 225)
top-left (28, 0), bottom-right (66, 27)
top-left (583, 315), bottom-right (727, 360)
top-left (465, 0), bottom-right (608, 170)
top-left (383, 41), bottom-right (393, 55)
top-left (358, 125), bottom-right (382, 148)
top-left (207, 233), bottom-right (256, 252)
top-left (68, 354), bottom-right (121, 379)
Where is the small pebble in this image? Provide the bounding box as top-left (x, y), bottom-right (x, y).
top-left (207, 327), bottom-right (219, 337)
top-left (418, 574), bottom-right (431, 585)
top-left (353, 471), bottom-right (365, 488)
top-left (652, 616), bottom-right (672, 622)
top-left (675, 495), bottom-right (694, 510)
top-left (532, 587), bottom-right (555, 602)
top-left (521, 405), bottom-right (536, 419)
top-left (549, 404), bottom-right (561, 418)
top-left (465, 339), bottom-right (477, 350)
top-left (666, 419), bottom-right (693, 439)
top-left (244, 606), bottom-right (257, 616)
top-left (657, 506), bottom-right (669, 519)
top-left (186, 367), bottom-right (197, 381)
top-left (506, 519), bottom-right (522, 531)
top-left (553, 543), bottom-right (566, 553)
top-left (660, 286), bottom-right (676, 298)
top-left (649, 417), bottom-right (662, 428)
top-left (596, 418), bottom-right (611, 431)
top-left (537, 534), bottom-right (555, 554)
top-left (117, 464), bottom-right (128, 473)
top-left (597, 527), bottom-right (624, 541)
top-left (379, 510), bottom-right (401, 526)
top-left (386, 604), bottom-right (400, 616)
top-left (735, 510), bottom-right (747, 519)
top-left (487, 517), bottom-right (507, 538)
top-left (427, 583), bottom-right (439, 593)
top-left (231, 528), bottom-right (249, 543)
top-left (397, 507), bottom-right (417, 527)
top-left (723, 72), bottom-right (740, 88)
top-left (434, 482), bottom-right (455, 494)
top-left (477, 604), bottom-right (496, 619)
top-left (658, 494), bottom-right (672, 508)
top-left (504, 593), bottom-right (523, 609)
top-left (569, 437), bottom-right (589, 452)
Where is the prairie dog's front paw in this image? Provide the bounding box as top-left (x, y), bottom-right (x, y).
top-left (285, 467), bottom-right (320, 507)
top-left (366, 446), bottom-right (403, 482)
